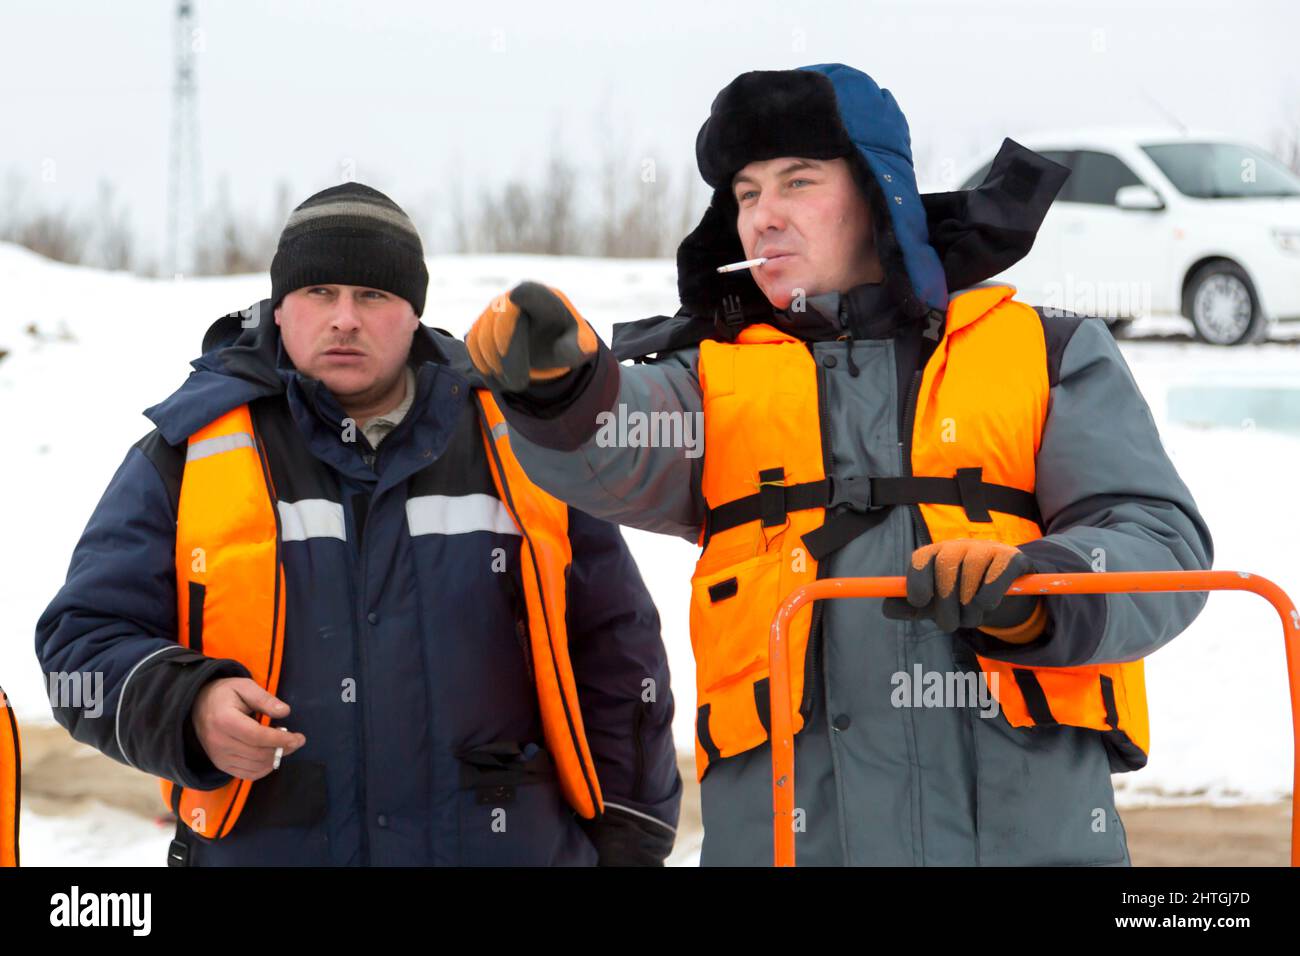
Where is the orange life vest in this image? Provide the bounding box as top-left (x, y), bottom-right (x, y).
top-left (689, 284), bottom-right (1148, 781)
top-left (161, 393), bottom-right (603, 839)
top-left (0, 684), bottom-right (19, 866)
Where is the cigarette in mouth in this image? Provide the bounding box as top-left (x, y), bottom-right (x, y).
top-left (716, 257), bottom-right (768, 273)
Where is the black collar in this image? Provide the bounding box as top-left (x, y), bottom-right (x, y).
top-left (766, 280), bottom-right (907, 342)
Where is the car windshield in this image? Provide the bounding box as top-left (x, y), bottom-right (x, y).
top-left (1141, 142), bottom-right (1300, 199)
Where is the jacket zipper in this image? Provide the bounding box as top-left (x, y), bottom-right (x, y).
top-left (503, 570), bottom-right (534, 681)
top-left (350, 490), bottom-right (373, 864)
top-left (903, 354), bottom-right (982, 858)
top-left (359, 430), bottom-right (377, 471)
top-left (900, 369), bottom-right (931, 547)
top-left (631, 700), bottom-right (646, 797)
top-left (800, 342), bottom-right (836, 719)
top-left (898, 362), bottom-right (931, 866)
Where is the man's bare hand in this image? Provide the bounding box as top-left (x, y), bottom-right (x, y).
top-left (191, 677), bottom-right (306, 780)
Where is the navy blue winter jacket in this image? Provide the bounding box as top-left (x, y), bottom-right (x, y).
top-left (35, 301), bottom-right (681, 866)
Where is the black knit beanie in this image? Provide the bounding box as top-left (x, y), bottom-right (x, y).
top-left (270, 182), bottom-right (428, 316)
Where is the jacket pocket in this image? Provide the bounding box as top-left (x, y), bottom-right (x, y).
top-left (172, 759), bottom-right (331, 865)
top-left (239, 759), bottom-right (329, 829)
top-left (455, 741), bottom-right (595, 866)
top-left (966, 700), bottom-right (1130, 866)
top-left (688, 551), bottom-right (784, 695)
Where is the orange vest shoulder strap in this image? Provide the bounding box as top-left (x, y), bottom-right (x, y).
top-left (475, 390), bottom-right (603, 818)
top-left (916, 288), bottom-right (1149, 769)
top-left (164, 403), bottom-right (286, 839)
top-left (690, 334), bottom-right (825, 779)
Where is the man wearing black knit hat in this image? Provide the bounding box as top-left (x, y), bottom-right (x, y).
top-left (269, 182), bottom-right (431, 437)
top-left (36, 181), bottom-right (682, 866)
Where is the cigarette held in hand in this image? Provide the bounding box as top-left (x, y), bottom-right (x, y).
top-left (716, 257), bottom-right (767, 273)
top-left (273, 726), bottom-right (289, 770)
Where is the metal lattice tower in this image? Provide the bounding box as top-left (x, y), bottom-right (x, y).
top-left (165, 0), bottom-right (202, 276)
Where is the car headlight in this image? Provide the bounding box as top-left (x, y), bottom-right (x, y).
top-left (1273, 228), bottom-right (1300, 255)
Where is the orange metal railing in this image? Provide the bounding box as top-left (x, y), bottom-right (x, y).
top-left (768, 571), bottom-right (1300, 867)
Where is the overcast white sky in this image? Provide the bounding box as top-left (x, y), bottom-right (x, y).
top-left (2, 0), bottom-right (1297, 263)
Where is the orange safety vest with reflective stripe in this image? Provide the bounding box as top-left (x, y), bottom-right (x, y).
top-left (0, 684), bottom-right (19, 866)
top-left (688, 285), bottom-right (1148, 781)
top-left (161, 392), bottom-right (603, 839)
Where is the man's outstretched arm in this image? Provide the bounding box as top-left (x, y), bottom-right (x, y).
top-left (467, 282), bottom-right (707, 541)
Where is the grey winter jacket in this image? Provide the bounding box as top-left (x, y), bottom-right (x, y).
top-left (476, 128), bottom-right (1213, 865)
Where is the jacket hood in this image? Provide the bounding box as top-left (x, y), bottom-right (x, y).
top-left (677, 63), bottom-right (1069, 337)
top-left (144, 299), bottom-right (470, 446)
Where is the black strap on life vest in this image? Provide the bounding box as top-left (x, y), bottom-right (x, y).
top-left (703, 466), bottom-right (1041, 558)
top-left (1011, 669), bottom-right (1058, 726)
top-left (800, 507), bottom-right (894, 561)
top-left (696, 704), bottom-right (721, 766)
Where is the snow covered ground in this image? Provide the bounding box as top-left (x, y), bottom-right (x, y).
top-left (2, 242), bottom-right (1297, 865)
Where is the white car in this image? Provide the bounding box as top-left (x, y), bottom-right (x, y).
top-left (959, 128), bottom-right (1300, 345)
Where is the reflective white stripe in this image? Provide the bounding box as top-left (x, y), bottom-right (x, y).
top-left (277, 499), bottom-right (347, 542)
top-left (603, 801), bottom-right (678, 836)
top-left (187, 431), bottom-right (255, 462)
top-left (406, 493), bottom-right (519, 538)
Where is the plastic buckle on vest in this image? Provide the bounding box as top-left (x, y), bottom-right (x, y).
top-left (828, 475), bottom-right (882, 513)
top-left (714, 293), bottom-right (746, 340)
top-left (167, 838), bottom-right (191, 867)
top-left (801, 475), bottom-right (891, 561)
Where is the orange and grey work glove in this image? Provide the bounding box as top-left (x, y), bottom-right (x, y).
top-left (881, 539), bottom-right (1047, 643)
top-left (465, 281), bottom-right (598, 393)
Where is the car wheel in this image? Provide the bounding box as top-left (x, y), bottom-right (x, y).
top-left (1185, 261), bottom-right (1266, 345)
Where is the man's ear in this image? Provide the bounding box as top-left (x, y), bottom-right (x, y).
top-left (274, 304), bottom-right (282, 326)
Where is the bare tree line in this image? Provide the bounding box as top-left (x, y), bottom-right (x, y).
top-left (0, 170), bottom-right (294, 277)
top-left (0, 134), bottom-right (708, 276)
top-left (0, 173), bottom-right (137, 271)
top-left (5, 108), bottom-right (1298, 276)
top-left (446, 144), bottom-right (705, 259)
top-left (1270, 95), bottom-right (1300, 178)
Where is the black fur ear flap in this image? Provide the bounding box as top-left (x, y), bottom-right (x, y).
top-left (921, 138), bottom-right (1071, 293)
top-left (675, 188), bottom-right (773, 334)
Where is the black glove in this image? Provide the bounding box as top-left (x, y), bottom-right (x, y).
top-left (577, 804), bottom-right (676, 866)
